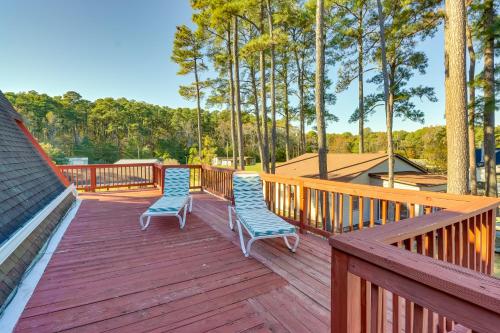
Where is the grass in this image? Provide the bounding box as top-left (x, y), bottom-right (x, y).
top-left (244, 164), bottom-right (263, 172)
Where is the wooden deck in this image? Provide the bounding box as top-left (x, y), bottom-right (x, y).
top-left (15, 189), bottom-right (330, 333)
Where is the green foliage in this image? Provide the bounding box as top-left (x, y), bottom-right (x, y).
top-left (39, 142), bottom-right (68, 165)
top-left (6, 90), bottom-right (302, 165)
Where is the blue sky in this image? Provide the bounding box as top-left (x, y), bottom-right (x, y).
top-left (1, 0), bottom-right (449, 134)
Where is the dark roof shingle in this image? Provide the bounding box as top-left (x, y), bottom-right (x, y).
top-left (0, 90), bottom-right (65, 245)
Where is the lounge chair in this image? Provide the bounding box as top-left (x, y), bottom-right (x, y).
top-left (139, 168), bottom-right (192, 230)
top-left (228, 172), bottom-right (299, 257)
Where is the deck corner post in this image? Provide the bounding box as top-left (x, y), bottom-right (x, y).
top-left (89, 167), bottom-right (97, 192)
top-left (152, 164), bottom-right (158, 188)
top-left (332, 248), bottom-right (360, 333)
top-left (161, 165), bottom-right (166, 194)
top-left (200, 165), bottom-right (204, 192)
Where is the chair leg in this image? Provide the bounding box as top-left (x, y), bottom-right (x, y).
top-left (183, 204), bottom-right (188, 226)
top-left (177, 214), bottom-right (184, 229)
top-left (228, 206), bottom-right (234, 231)
top-left (179, 205), bottom-right (187, 229)
top-left (283, 234), bottom-right (300, 253)
top-left (140, 215), bottom-right (151, 230)
top-left (235, 219), bottom-right (251, 257)
top-left (189, 196), bottom-right (193, 213)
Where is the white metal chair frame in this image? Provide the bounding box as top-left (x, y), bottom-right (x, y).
top-left (228, 205), bottom-right (300, 257)
top-left (139, 196), bottom-right (192, 230)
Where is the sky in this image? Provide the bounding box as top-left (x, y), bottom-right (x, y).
top-left (0, 0), bottom-right (456, 134)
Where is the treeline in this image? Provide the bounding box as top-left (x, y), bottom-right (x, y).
top-left (7, 90), bottom-right (498, 173)
top-left (4, 90), bottom-right (302, 164)
top-left (329, 126), bottom-right (500, 172)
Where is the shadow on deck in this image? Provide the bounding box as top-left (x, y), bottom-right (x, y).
top-left (15, 189), bottom-right (330, 333)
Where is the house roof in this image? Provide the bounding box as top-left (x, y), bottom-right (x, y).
top-left (369, 172), bottom-right (447, 187)
top-left (0, 90), bottom-right (66, 245)
top-left (0, 90), bottom-right (22, 121)
top-left (275, 153), bottom-right (427, 182)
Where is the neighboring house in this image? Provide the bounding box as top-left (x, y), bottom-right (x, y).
top-left (0, 90), bottom-right (76, 307)
top-left (114, 158), bottom-right (161, 164)
top-left (274, 153), bottom-right (447, 229)
top-left (212, 156), bottom-right (255, 167)
top-left (475, 147), bottom-right (500, 183)
top-left (68, 157), bottom-right (88, 165)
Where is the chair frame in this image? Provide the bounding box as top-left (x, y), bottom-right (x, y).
top-left (139, 196), bottom-right (192, 230)
top-left (228, 205), bottom-right (299, 257)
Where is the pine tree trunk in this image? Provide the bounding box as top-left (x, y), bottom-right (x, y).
top-left (315, 0), bottom-right (327, 179)
top-left (194, 60), bottom-right (203, 162)
top-left (250, 64), bottom-right (265, 167)
top-left (483, 0), bottom-right (497, 197)
top-left (315, 0), bottom-right (330, 231)
top-left (227, 29), bottom-right (237, 169)
top-left (260, 3), bottom-right (270, 173)
top-left (284, 64), bottom-right (290, 161)
top-left (444, 0), bottom-right (469, 195)
top-left (232, 16), bottom-right (245, 170)
top-left (387, 87), bottom-right (395, 188)
top-left (466, 19), bottom-right (477, 195)
top-left (357, 19), bottom-right (364, 154)
top-left (267, 0), bottom-right (277, 173)
top-left (376, 0), bottom-right (393, 187)
top-left (294, 50), bottom-right (306, 154)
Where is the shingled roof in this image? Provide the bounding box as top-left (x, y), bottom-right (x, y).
top-left (275, 153), bottom-right (427, 182)
top-left (0, 90), bottom-right (66, 244)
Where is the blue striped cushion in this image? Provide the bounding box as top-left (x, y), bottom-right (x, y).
top-left (147, 196), bottom-right (187, 213)
top-left (236, 209), bottom-right (296, 237)
top-left (233, 173), bottom-right (296, 237)
top-left (164, 168), bottom-right (190, 197)
top-left (233, 174), bottom-right (268, 210)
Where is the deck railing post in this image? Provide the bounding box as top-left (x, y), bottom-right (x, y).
top-left (152, 164), bottom-right (158, 187)
top-left (89, 167), bottom-right (97, 192)
top-left (332, 248), bottom-right (361, 333)
top-left (299, 180), bottom-right (306, 234)
top-left (161, 165), bottom-right (166, 194)
top-left (200, 165), bottom-right (204, 192)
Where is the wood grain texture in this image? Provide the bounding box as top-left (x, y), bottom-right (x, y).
top-left (14, 190), bottom-right (330, 333)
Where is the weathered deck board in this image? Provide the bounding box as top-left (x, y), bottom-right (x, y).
top-left (14, 189), bottom-right (331, 333)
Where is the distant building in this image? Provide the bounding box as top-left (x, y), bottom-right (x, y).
top-left (68, 157), bottom-right (88, 165)
top-left (114, 158), bottom-right (161, 164)
top-left (275, 153), bottom-right (447, 228)
top-left (212, 156), bottom-right (255, 167)
top-left (474, 147), bottom-right (500, 182)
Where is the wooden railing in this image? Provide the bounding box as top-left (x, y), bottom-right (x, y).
top-left (59, 163), bottom-right (233, 201)
top-left (201, 165), bottom-right (235, 201)
top-left (260, 174), bottom-right (462, 237)
top-left (259, 174), bottom-right (500, 332)
top-left (58, 163), bottom-right (499, 331)
top-left (59, 163), bottom-right (156, 191)
top-left (330, 197), bottom-right (500, 333)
